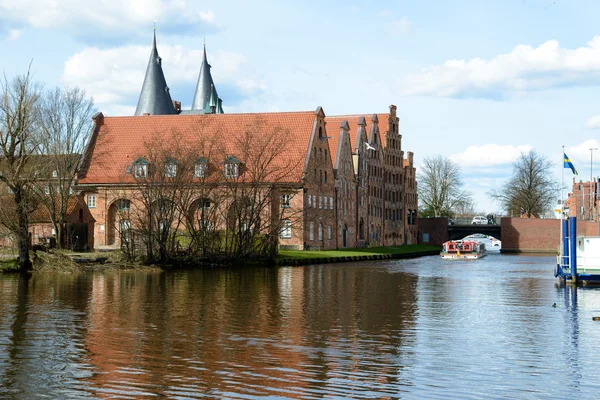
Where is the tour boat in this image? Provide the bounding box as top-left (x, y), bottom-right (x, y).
top-left (441, 240), bottom-right (487, 260)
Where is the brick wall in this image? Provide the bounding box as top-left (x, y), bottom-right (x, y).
top-left (498, 218), bottom-right (600, 253)
top-left (417, 218), bottom-right (448, 246)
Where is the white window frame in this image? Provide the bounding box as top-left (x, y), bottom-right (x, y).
top-left (44, 185), bottom-right (50, 195)
top-left (134, 164), bottom-right (148, 178)
top-left (280, 219), bottom-right (292, 239)
top-left (309, 222), bottom-right (314, 241)
top-left (330, 196), bottom-right (333, 210)
top-left (52, 170), bottom-right (58, 178)
top-left (327, 225), bottom-right (332, 240)
top-left (120, 219), bottom-right (131, 231)
top-left (318, 223), bottom-right (323, 241)
top-left (319, 196), bottom-right (322, 209)
top-left (87, 194), bottom-right (97, 208)
top-left (195, 162), bottom-right (207, 178)
top-left (313, 195), bottom-right (316, 208)
top-left (281, 194), bottom-right (291, 208)
top-left (164, 163), bottom-right (177, 178)
top-left (307, 194), bottom-right (312, 207)
top-left (224, 163), bottom-right (239, 178)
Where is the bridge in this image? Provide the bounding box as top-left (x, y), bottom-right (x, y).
top-left (447, 224), bottom-right (501, 240)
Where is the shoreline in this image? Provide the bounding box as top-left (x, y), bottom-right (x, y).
top-left (0, 245), bottom-right (441, 273)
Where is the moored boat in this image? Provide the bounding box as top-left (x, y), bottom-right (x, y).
top-left (555, 217), bottom-right (600, 283)
top-left (441, 240), bottom-right (487, 260)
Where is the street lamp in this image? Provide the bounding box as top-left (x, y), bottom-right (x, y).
top-left (591, 147), bottom-right (598, 221)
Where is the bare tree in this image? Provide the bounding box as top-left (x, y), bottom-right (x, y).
top-left (489, 150), bottom-right (559, 218)
top-left (0, 70), bottom-right (43, 270)
top-left (36, 87), bottom-right (95, 248)
top-left (417, 155), bottom-right (473, 217)
top-left (219, 117), bottom-right (302, 261)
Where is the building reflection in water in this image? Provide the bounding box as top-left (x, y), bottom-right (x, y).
top-left (0, 264), bottom-right (419, 398)
top-left (80, 264), bottom-right (418, 398)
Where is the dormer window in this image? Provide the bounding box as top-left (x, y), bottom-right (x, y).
top-left (164, 158), bottom-right (178, 178)
top-left (195, 157), bottom-right (208, 178)
top-left (133, 157), bottom-right (149, 178)
top-left (223, 155), bottom-right (240, 179)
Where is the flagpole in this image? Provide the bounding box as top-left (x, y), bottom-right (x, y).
top-left (562, 145), bottom-right (565, 218)
top-left (561, 145), bottom-right (564, 268)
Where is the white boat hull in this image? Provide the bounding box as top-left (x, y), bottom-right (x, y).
top-left (441, 252), bottom-right (486, 260)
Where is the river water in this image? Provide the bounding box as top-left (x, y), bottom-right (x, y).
top-left (1, 247), bottom-right (600, 399)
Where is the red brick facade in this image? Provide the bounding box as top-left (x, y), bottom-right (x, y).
top-left (566, 178), bottom-right (598, 222)
top-left (77, 105), bottom-right (418, 251)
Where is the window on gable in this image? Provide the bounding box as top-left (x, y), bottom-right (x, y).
top-left (225, 163), bottom-right (239, 178)
top-left (280, 219), bottom-right (292, 239)
top-left (44, 185), bottom-right (50, 195)
top-left (223, 156), bottom-right (240, 179)
top-left (52, 170), bottom-right (58, 178)
top-left (281, 194), bottom-right (291, 208)
top-left (195, 159), bottom-right (208, 178)
top-left (87, 194), bottom-right (96, 208)
top-left (164, 159), bottom-right (178, 178)
top-left (133, 158), bottom-right (149, 178)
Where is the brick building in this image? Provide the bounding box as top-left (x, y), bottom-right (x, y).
top-left (75, 33), bottom-right (418, 250)
top-left (565, 177), bottom-right (599, 221)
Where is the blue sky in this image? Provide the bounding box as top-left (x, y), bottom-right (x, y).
top-left (2, 0), bottom-right (599, 213)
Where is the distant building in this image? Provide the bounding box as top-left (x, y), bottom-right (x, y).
top-left (565, 177), bottom-right (599, 221)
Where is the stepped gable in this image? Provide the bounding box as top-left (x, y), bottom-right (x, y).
top-left (134, 31), bottom-right (176, 116)
top-left (78, 111), bottom-right (317, 185)
top-left (324, 117), bottom-right (353, 167)
top-left (326, 113), bottom-right (388, 152)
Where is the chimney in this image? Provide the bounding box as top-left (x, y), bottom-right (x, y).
top-left (172, 100), bottom-right (181, 113)
top-left (92, 112), bottom-right (104, 127)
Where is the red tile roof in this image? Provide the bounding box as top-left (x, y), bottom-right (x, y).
top-left (79, 111), bottom-right (318, 185)
top-left (30, 196), bottom-right (82, 223)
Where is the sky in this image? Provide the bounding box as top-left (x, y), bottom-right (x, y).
top-left (2, 0), bottom-right (600, 214)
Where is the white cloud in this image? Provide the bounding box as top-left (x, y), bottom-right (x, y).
top-left (7, 28), bottom-right (23, 40)
top-left (62, 44), bottom-right (250, 114)
top-left (401, 36), bottom-right (600, 98)
top-left (0, 0), bottom-right (215, 42)
top-left (566, 139), bottom-right (600, 164)
top-left (449, 144), bottom-right (533, 167)
top-left (584, 115), bottom-right (600, 129)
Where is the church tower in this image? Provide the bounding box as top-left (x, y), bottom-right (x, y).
top-left (191, 44), bottom-right (224, 114)
top-left (134, 30), bottom-right (176, 116)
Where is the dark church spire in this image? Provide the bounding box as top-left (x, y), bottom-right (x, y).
top-left (134, 30), bottom-right (176, 116)
top-left (191, 42), bottom-right (224, 113)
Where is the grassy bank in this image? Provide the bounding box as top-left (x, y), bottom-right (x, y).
top-left (277, 244), bottom-right (440, 265)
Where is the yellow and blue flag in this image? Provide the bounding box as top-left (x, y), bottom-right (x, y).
top-left (564, 153), bottom-right (578, 175)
